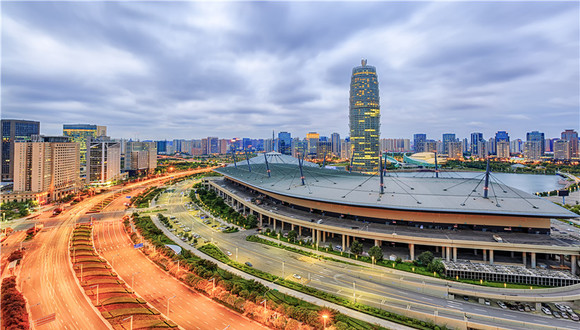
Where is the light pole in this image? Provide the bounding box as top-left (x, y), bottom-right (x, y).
top-left (89, 284), bottom-right (99, 305)
top-left (353, 281), bottom-right (356, 303)
top-left (122, 315), bottom-right (133, 330)
top-left (167, 295), bottom-right (176, 317)
top-left (209, 277), bottom-right (216, 290)
top-left (235, 247), bottom-right (238, 262)
top-left (322, 314), bottom-right (328, 329)
top-left (282, 261), bottom-right (285, 278)
top-left (131, 272), bottom-right (141, 292)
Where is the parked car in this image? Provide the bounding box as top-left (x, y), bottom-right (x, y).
top-left (484, 300), bottom-right (490, 306)
top-left (569, 313), bottom-right (579, 321)
top-left (553, 311), bottom-right (562, 318)
top-left (565, 306), bottom-right (574, 314)
top-left (225, 251), bottom-right (232, 256)
top-left (541, 307), bottom-right (552, 315)
top-left (555, 303), bottom-right (567, 312)
top-left (497, 301), bottom-right (507, 309)
top-left (245, 261), bottom-right (253, 267)
top-left (292, 274), bottom-right (302, 279)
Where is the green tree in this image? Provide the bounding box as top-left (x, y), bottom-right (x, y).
top-left (350, 240), bottom-right (363, 255)
top-left (427, 259), bottom-right (445, 274)
top-left (417, 251), bottom-right (434, 266)
top-left (287, 230), bottom-right (297, 242)
top-left (368, 245), bottom-right (383, 262)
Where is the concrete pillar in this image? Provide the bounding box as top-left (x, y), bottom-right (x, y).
top-left (342, 234), bottom-right (346, 250)
top-left (522, 252), bottom-right (527, 267)
top-left (332, 233), bottom-right (335, 238)
top-left (273, 219), bottom-right (277, 231)
top-left (259, 213), bottom-right (263, 227)
top-left (346, 235), bottom-right (350, 248)
top-left (409, 243), bottom-right (415, 260)
top-left (489, 250), bottom-right (494, 265)
top-left (483, 249), bottom-right (487, 262)
top-left (441, 246), bottom-right (445, 259)
top-left (291, 223), bottom-right (294, 231)
top-left (435, 246), bottom-right (439, 253)
top-left (531, 252), bottom-right (536, 269)
top-left (322, 231), bottom-right (326, 243)
top-left (560, 254), bottom-right (565, 266)
top-left (316, 230), bottom-right (321, 246)
top-left (510, 251), bottom-right (514, 258)
top-left (268, 217), bottom-right (272, 226)
top-left (474, 249), bottom-right (477, 256)
top-left (374, 239), bottom-right (380, 247)
top-left (299, 226), bottom-right (302, 236)
top-left (453, 247), bottom-right (458, 262)
top-left (446, 247), bottom-right (451, 262)
top-left (572, 255), bottom-right (577, 275)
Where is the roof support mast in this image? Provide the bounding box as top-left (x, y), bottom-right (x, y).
top-left (264, 153), bottom-right (271, 178)
top-left (483, 157), bottom-right (490, 199)
top-left (244, 149), bottom-right (251, 172)
top-left (322, 151), bottom-right (327, 168)
top-left (379, 154), bottom-right (384, 195)
top-left (299, 153), bottom-right (305, 185)
top-left (434, 152), bottom-right (439, 178)
top-left (231, 146), bottom-right (237, 169)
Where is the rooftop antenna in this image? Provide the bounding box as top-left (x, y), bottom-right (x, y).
top-left (483, 157), bottom-right (490, 199)
top-left (231, 146), bottom-right (237, 169)
top-left (244, 148), bottom-right (251, 172)
top-left (434, 151), bottom-right (439, 178)
top-left (379, 155), bottom-right (384, 195)
top-left (299, 153), bottom-right (305, 185)
top-left (264, 153), bottom-right (271, 178)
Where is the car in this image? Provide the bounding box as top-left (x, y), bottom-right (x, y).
top-left (541, 307), bottom-right (552, 315)
top-left (565, 306), bottom-right (574, 314)
top-left (497, 301), bottom-right (507, 309)
top-left (561, 312), bottom-right (569, 319)
top-left (555, 303), bottom-right (567, 312)
top-left (225, 251), bottom-right (232, 256)
top-left (484, 300), bottom-right (490, 306)
top-left (463, 296), bottom-right (469, 301)
top-left (517, 305), bottom-right (525, 312)
top-left (553, 311), bottom-right (561, 318)
top-left (335, 245), bottom-right (343, 251)
top-left (244, 261), bottom-right (253, 267)
top-left (524, 305), bottom-right (531, 312)
top-left (292, 274), bottom-right (301, 279)
top-left (570, 313), bottom-right (579, 321)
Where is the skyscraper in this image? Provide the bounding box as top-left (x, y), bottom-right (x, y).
top-left (561, 129), bottom-right (579, 158)
top-left (442, 133), bottom-right (456, 155)
top-left (349, 59), bottom-right (380, 172)
top-left (63, 124), bottom-right (107, 173)
top-left (278, 132), bottom-right (292, 155)
top-left (331, 133), bottom-right (341, 157)
top-left (413, 134), bottom-right (426, 153)
top-left (1, 119), bottom-right (40, 181)
top-left (526, 131), bottom-right (545, 156)
top-left (470, 132), bottom-right (483, 156)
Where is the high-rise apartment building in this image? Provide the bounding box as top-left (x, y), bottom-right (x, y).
top-left (447, 141), bottom-right (463, 159)
top-left (381, 139), bottom-right (411, 152)
top-left (554, 139), bottom-right (570, 160)
top-left (526, 131), bottom-right (545, 156)
top-left (561, 129), bottom-right (579, 158)
top-left (442, 133), bottom-right (456, 155)
top-left (496, 141), bottom-right (510, 159)
top-left (349, 59), bottom-right (380, 172)
top-left (63, 124), bottom-right (107, 172)
top-left (218, 139), bottom-right (229, 154)
top-left (13, 136), bottom-right (80, 202)
top-left (510, 139), bottom-right (523, 155)
top-left (86, 137), bottom-right (121, 184)
top-left (124, 141), bottom-right (157, 173)
top-left (1, 119), bottom-right (40, 181)
top-left (524, 141), bottom-right (542, 161)
top-left (331, 133), bottom-right (341, 157)
top-left (413, 134), bottom-right (426, 153)
top-left (470, 132), bottom-right (484, 156)
top-left (306, 132), bottom-right (319, 157)
top-left (317, 141), bottom-right (332, 160)
top-left (278, 132), bottom-right (292, 155)
top-left (424, 140), bottom-right (437, 153)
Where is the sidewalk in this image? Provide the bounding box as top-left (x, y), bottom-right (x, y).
top-left (150, 215), bottom-right (412, 330)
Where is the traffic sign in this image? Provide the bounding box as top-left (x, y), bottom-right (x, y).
top-left (134, 243), bottom-right (144, 249)
top-left (126, 196), bottom-right (132, 199)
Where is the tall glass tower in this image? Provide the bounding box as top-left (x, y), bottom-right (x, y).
top-left (349, 59), bottom-right (380, 172)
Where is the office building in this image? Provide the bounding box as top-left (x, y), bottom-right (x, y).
top-left (1, 119), bottom-right (40, 182)
top-left (305, 132), bottom-right (319, 157)
top-left (13, 136), bottom-right (80, 202)
top-left (86, 137), bottom-right (121, 184)
top-left (381, 138), bottom-right (411, 152)
top-left (442, 133), bottom-right (456, 155)
top-left (526, 131), bottom-right (545, 156)
top-left (561, 129), bottom-right (579, 158)
top-left (413, 134), bottom-right (427, 153)
top-left (340, 138), bottom-right (351, 159)
top-left (470, 132), bottom-right (484, 156)
top-left (554, 139), bottom-right (571, 160)
top-left (447, 141), bottom-right (463, 159)
top-left (424, 140), bottom-right (437, 153)
top-left (63, 124), bottom-right (107, 172)
top-left (278, 132), bottom-right (292, 155)
top-left (331, 133), bottom-right (341, 157)
top-left (349, 59), bottom-right (380, 172)
top-left (496, 141), bottom-right (510, 159)
top-left (317, 141), bottom-right (332, 160)
top-left (124, 141), bottom-right (157, 173)
top-left (524, 141), bottom-right (543, 161)
top-left (476, 140), bottom-right (488, 159)
top-left (510, 139), bottom-right (523, 155)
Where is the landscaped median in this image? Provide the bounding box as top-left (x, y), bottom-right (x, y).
top-left (70, 223), bottom-right (177, 329)
top-left (130, 214), bottom-right (399, 330)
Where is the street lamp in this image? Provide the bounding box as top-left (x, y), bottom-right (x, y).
top-left (131, 272), bottom-right (141, 292)
top-left (122, 315), bottom-right (133, 330)
top-left (167, 295), bottom-right (176, 316)
top-left (209, 277), bottom-right (216, 290)
top-left (282, 261), bottom-right (285, 279)
top-left (322, 314), bottom-right (328, 329)
top-left (353, 281), bottom-right (356, 303)
top-left (89, 284), bottom-right (99, 305)
top-left (235, 247), bottom-right (238, 262)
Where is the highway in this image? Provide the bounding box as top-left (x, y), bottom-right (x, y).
top-left (156, 179), bottom-right (579, 330)
top-left (91, 197), bottom-right (267, 330)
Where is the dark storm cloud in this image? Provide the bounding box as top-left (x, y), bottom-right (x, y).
top-left (1, 1), bottom-right (578, 141)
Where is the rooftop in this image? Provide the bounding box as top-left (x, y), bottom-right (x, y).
top-left (215, 153), bottom-right (577, 219)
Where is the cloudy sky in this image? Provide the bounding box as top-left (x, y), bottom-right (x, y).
top-left (2, 1), bottom-right (578, 141)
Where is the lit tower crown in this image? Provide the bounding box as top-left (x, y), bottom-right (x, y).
top-left (349, 59), bottom-right (380, 173)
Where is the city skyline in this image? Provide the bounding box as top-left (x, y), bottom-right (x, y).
top-left (2, 2), bottom-right (578, 140)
